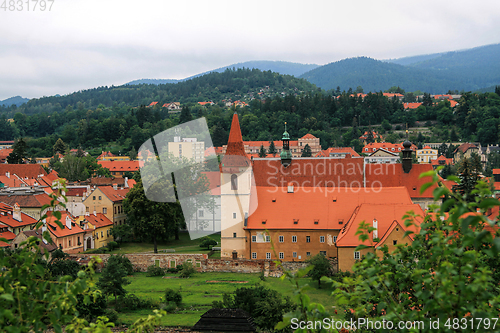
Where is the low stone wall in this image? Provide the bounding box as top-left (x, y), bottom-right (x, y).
top-left (72, 253), bottom-right (311, 276)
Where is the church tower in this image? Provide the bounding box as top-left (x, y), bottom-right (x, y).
top-left (220, 112), bottom-right (255, 259)
top-left (280, 122), bottom-right (292, 167)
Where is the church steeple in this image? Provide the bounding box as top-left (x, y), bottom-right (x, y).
top-left (221, 112), bottom-right (250, 172)
top-left (280, 122), bottom-right (292, 167)
top-left (402, 125), bottom-right (413, 173)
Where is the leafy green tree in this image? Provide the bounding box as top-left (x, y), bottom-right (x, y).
top-left (179, 106), bottom-right (193, 124)
top-left (381, 119), bottom-right (392, 131)
top-left (7, 137), bottom-right (28, 164)
top-left (326, 172), bottom-right (500, 333)
top-left (301, 144), bottom-right (312, 157)
top-left (53, 138), bottom-right (68, 156)
top-left (199, 236), bottom-right (217, 249)
top-left (455, 154), bottom-right (482, 202)
top-left (164, 289), bottom-right (182, 307)
top-left (47, 248), bottom-right (80, 279)
top-left (179, 261), bottom-right (196, 278)
top-left (438, 142), bottom-right (448, 156)
top-left (97, 254), bottom-right (132, 308)
top-left (307, 253), bottom-right (331, 288)
top-left (258, 144), bottom-right (267, 157)
top-left (213, 285), bottom-right (296, 332)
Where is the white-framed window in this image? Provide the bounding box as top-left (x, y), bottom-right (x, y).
top-left (279, 235), bottom-right (284, 243)
top-left (320, 236), bottom-right (325, 243)
top-left (233, 212), bottom-right (237, 219)
top-left (354, 251), bottom-right (360, 260)
top-left (251, 235), bottom-right (256, 242)
top-left (252, 252), bottom-right (257, 259)
top-left (266, 252), bottom-right (271, 259)
top-left (279, 252), bottom-right (284, 259)
top-left (306, 236), bottom-right (310, 243)
top-left (293, 252), bottom-right (297, 258)
top-left (103, 207), bottom-right (107, 214)
top-left (292, 235), bottom-right (297, 243)
top-left (333, 236), bottom-right (337, 243)
top-left (265, 235), bottom-right (270, 242)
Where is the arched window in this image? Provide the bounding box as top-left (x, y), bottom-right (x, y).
top-left (231, 174), bottom-right (238, 190)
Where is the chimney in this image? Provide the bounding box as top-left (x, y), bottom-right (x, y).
top-left (13, 203), bottom-right (22, 222)
top-left (93, 210), bottom-right (96, 216)
top-left (66, 216), bottom-right (72, 230)
top-left (113, 183), bottom-right (118, 190)
top-left (124, 177), bottom-right (129, 188)
top-left (287, 182), bottom-right (294, 193)
top-left (5, 172), bottom-right (9, 178)
top-left (372, 219), bottom-right (378, 239)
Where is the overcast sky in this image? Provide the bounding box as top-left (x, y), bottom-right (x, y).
top-left (1, 0), bottom-right (499, 101)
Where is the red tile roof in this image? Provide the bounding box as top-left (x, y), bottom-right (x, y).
top-left (46, 211), bottom-right (85, 238)
top-left (0, 192), bottom-right (53, 208)
top-left (300, 134), bottom-right (317, 140)
top-left (363, 142), bottom-right (417, 153)
top-left (335, 203), bottom-right (423, 247)
top-left (98, 160), bottom-right (140, 172)
top-left (85, 213), bottom-right (113, 228)
top-left (251, 158), bottom-right (365, 187)
top-left (454, 143), bottom-right (478, 154)
top-left (148, 101), bottom-right (158, 107)
top-left (97, 186), bottom-right (130, 202)
top-left (0, 164), bottom-right (48, 179)
top-left (0, 203), bottom-right (39, 228)
top-left (403, 102), bottom-right (423, 109)
top-left (0, 230), bottom-right (16, 241)
top-left (431, 155), bottom-right (453, 166)
top-left (221, 113), bottom-right (251, 170)
top-left (66, 187), bottom-right (87, 197)
top-left (315, 147), bottom-right (360, 157)
top-left (246, 186), bottom-right (413, 230)
top-left (97, 151), bottom-right (116, 159)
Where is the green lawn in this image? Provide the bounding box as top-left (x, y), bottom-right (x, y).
top-left (92, 233), bottom-right (221, 255)
top-left (113, 271), bottom-right (334, 327)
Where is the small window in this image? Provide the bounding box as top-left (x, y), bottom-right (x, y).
top-left (231, 174), bottom-right (238, 190)
top-left (98, 196), bottom-right (102, 200)
top-left (292, 235), bottom-right (297, 243)
top-left (101, 231), bottom-right (103, 238)
top-left (199, 210), bottom-right (204, 217)
top-left (252, 252), bottom-right (257, 259)
top-left (266, 252), bottom-right (271, 259)
top-left (320, 251), bottom-right (326, 256)
top-left (306, 236), bottom-right (310, 243)
top-left (233, 232), bottom-right (237, 238)
top-left (354, 251), bottom-right (360, 260)
top-left (93, 196), bottom-right (96, 200)
top-left (279, 235), bottom-right (284, 243)
top-left (233, 213), bottom-right (237, 219)
top-left (69, 240), bottom-right (71, 247)
top-left (252, 235), bottom-right (256, 242)
top-left (393, 240), bottom-right (398, 245)
top-left (306, 252), bottom-right (311, 256)
top-left (103, 207), bottom-right (107, 214)
top-left (293, 252), bottom-right (297, 258)
top-left (333, 236), bottom-right (337, 243)
top-left (265, 235), bottom-right (270, 242)
top-left (279, 252), bottom-right (284, 259)
top-left (320, 236), bottom-right (325, 243)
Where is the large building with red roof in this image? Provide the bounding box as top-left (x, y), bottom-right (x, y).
top-left (98, 160), bottom-right (140, 178)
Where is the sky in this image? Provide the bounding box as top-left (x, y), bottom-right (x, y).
top-left (1, 0), bottom-right (500, 101)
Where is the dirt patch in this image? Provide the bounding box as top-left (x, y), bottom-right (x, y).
top-left (206, 280), bottom-right (248, 283)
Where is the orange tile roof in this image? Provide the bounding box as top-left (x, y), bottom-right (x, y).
top-left (359, 131), bottom-right (382, 140)
top-left (454, 143), bottom-right (478, 154)
top-left (300, 134), bottom-right (317, 140)
top-left (201, 171), bottom-right (221, 195)
top-left (0, 164), bottom-right (48, 179)
top-left (251, 158), bottom-right (365, 187)
top-left (246, 186), bottom-right (413, 230)
top-left (97, 151), bottom-right (116, 159)
top-left (431, 155), bottom-right (453, 166)
top-left (315, 147), bottom-right (360, 157)
top-left (66, 188), bottom-right (87, 197)
top-left (98, 160), bottom-right (140, 172)
top-left (221, 113), bottom-right (251, 170)
top-left (85, 213), bottom-right (113, 228)
top-left (403, 102), bottom-right (423, 109)
top-left (0, 202), bottom-right (39, 228)
top-left (0, 230), bottom-right (16, 241)
top-left (148, 101), bottom-right (158, 107)
top-left (0, 192), bottom-right (53, 208)
top-left (363, 142), bottom-right (417, 153)
top-left (97, 186), bottom-right (130, 202)
top-left (335, 203), bottom-right (423, 247)
top-left (365, 163), bottom-right (438, 198)
top-left (46, 211), bottom-right (85, 238)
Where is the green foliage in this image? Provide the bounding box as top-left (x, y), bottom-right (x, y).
top-left (47, 248), bottom-right (80, 279)
top-left (75, 291), bottom-right (107, 322)
top-left (146, 265), bottom-right (165, 277)
top-left (53, 138), bottom-right (68, 156)
top-left (300, 144), bottom-right (312, 157)
top-left (7, 137), bottom-right (28, 164)
top-left (327, 171), bottom-right (500, 333)
top-left (107, 241), bottom-right (119, 251)
top-left (199, 236), bottom-right (218, 249)
top-left (179, 261), bottom-right (196, 278)
top-left (110, 224), bottom-right (133, 244)
top-left (213, 285), bottom-right (296, 332)
top-left (164, 288), bottom-right (183, 307)
top-left (116, 293), bottom-right (154, 312)
top-left (97, 254), bottom-right (132, 307)
top-left (258, 144), bottom-right (267, 157)
top-left (307, 253), bottom-right (331, 288)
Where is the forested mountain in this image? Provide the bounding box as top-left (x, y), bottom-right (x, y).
top-left (0, 96), bottom-right (29, 107)
top-left (125, 61), bottom-right (319, 85)
top-left (0, 68), bottom-right (316, 116)
top-left (301, 44), bottom-right (500, 93)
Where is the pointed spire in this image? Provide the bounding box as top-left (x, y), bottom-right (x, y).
top-left (225, 112), bottom-right (247, 157)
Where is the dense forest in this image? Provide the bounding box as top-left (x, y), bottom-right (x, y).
top-left (0, 69), bottom-right (499, 162)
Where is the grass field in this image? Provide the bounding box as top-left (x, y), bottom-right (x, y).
top-left (113, 271), bottom-right (334, 327)
top-left (93, 232), bottom-right (221, 255)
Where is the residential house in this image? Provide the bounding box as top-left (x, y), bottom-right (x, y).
top-left (0, 187), bottom-right (64, 220)
top-left (80, 212), bottom-right (114, 249)
top-left (10, 229), bottom-right (58, 254)
top-left (453, 143), bottom-right (479, 164)
top-left (0, 141), bottom-right (14, 149)
top-left (45, 211), bottom-right (86, 253)
top-left (0, 202), bottom-right (39, 236)
top-left (431, 155), bottom-right (453, 169)
top-left (97, 160), bottom-right (140, 178)
top-left (359, 131), bottom-right (383, 145)
top-left (363, 142), bottom-right (417, 154)
top-left (403, 102), bottom-right (423, 110)
top-left (417, 145), bottom-right (438, 163)
top-left (97, 151), bottom-right (130, 161)
top-left (315, 147), bottom-right (360, 158)
top-left (365, 148), bottom-right (399, 164)
top-left (0, 148), bottom-right (13, 163)
top-left (83, 185), bottom-right (129, 226)
top-left (163, 102), bottom-right (181, 112)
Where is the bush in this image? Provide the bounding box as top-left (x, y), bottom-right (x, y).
top-left (199, 236), bottom-right (218, 249)
top-left (146, 265), bottom-right (165, 277)
top-left (164, 288), bottom-right (182, 307)
top-left (179, 262), bottom-right (195, 278)
top-left (166, 267), bottom-right (179, 273)
top-left (116, 293), bottom-right (153, 312)
top-left (76, 292), bottom-right (107, 321)
top-left (104, 309), bottom-right (119, 324)
top-left (107, 241), bottom-right (119, 251)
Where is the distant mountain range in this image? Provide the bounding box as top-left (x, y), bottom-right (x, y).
top-left (300, 43), bottom-right (500, 93)
top-left (0, 95), bottom-right (29, 107)
top-left (125, 60), bottom-right (319, 85)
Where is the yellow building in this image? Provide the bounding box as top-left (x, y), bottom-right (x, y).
top-left (78, 212), bottom-right (114, 249)
top-left (416, 145), bottom-right (438, 163)
top-left (83, 185), bottom-right (129, 226)
top-left (168, 137), bottom-right (205, 163)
